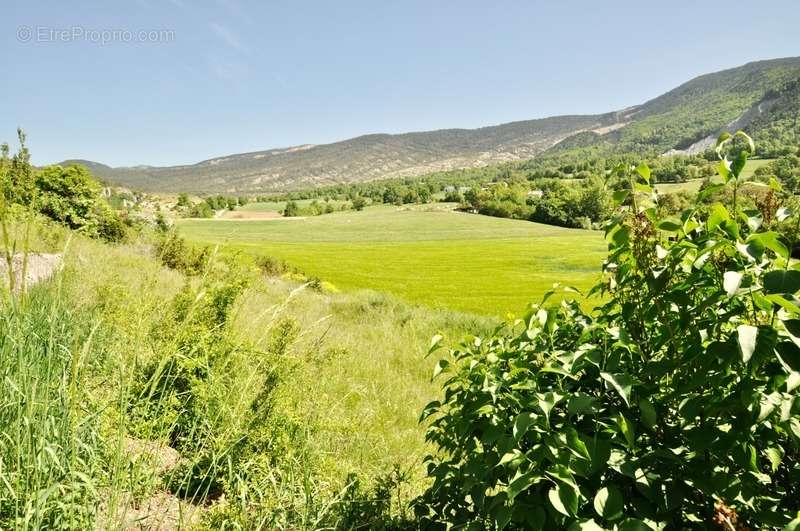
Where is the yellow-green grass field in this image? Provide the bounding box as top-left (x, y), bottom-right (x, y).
top-left (239, 198), bottom-right (348, 212)
top-left (178, 205), bottom-right (607, 317)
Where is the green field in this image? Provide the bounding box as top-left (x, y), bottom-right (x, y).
top-left (178, 205), bottom-right (606, 316)
top-left (240, 198), bottom-right (348, 212)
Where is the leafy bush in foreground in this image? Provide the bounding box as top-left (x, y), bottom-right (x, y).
top-left (419, 133), bottom-right (800, 529)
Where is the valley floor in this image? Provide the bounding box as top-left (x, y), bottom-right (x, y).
top-left (177, 204), bottom-right (607, 316)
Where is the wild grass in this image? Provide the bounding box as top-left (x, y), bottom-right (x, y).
top-left (177, 205), bottom-right (607, 316)
top-left (0, 220), bottom-right (496, 528)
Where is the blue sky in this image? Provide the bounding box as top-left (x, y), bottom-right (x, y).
top-left (1, 0), bottom-right (798, 166)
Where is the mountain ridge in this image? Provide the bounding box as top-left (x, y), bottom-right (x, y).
top-left (61, 56), bottom-right (800, 193)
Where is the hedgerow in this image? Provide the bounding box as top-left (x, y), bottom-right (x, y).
top-left (419, 132), bottom-right (800, 529)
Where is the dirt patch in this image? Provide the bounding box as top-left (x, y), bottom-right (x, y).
top-left (123, 437), bottom-right (182, 475)
top-left (101, 492), bottom-right (203, 531)
top-left (218, 210), bottom-right (283, 220)
top-left (0, 253), bottom-right (61, 291)
top-left (97, 438), bottom-right (205, 530)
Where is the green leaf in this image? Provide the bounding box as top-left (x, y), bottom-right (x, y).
top-left (657, 218), bottom-right (682, 233)
top-left (743, 208), bottom-right (763, 231)
top-left (716, 131), bottom-right (732, 147)
top-left (593, 485), bottom-right (624, 521)
top-left (566, 427), bottom-right (591, 460)
top-left (764, 270), bottom-right (800, 295)
top-left (731, 150), bottom-right (748, 179)
top-left (636, 164), bottom-right (651, 183)
top-left (498, 449), bottom-right (525, 468)
top-left (506, 470), bottom-right (539, 501)
top-left (432, 359), bottom-right (449, 379)
top-left (718, 160), bottom-right (732, 183)
top-left (723, 271), bottom-right (742, 297)
top-left (492, 504), bottom-right (512, 530)
top-left (736, 130), bottom-right (756, 153)
top-left (784, 516), bottom-right (800, 531)
top-left (764, 446), bottom-right (783, 472)
top-left (548, 484), bottom-right (578, 517)
top-left (707, 203), bottom-right (730, 232)
top-left (616, 413), bottom-right (636, 448)
top-left (513, 412), bottom-right (536, 441)
top-left (600, 372), bottom-right (634, 407)
top-left (427, 334), bottom-right (443, 355)
top-left (698, 182), bottom-right (724, 200)
top-left (638, 398), bottom-right (657, 429)
top-left (607, 226), bottom-right (630, 248)
top-left (737, 325), bottom-right (758, 364)
top-left (568, 393), bottom-right (597, 417)
top-left (748, 232), bottom-right (789, 260)
top-left (537, 392), bottom-right (564, 425)
top-left (612, 189), bottom-right (630, 205)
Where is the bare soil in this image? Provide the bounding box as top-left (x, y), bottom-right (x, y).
top-left (0, 253), bottom-right (61, 291)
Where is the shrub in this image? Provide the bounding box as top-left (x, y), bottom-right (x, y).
top-left (255, 254), bottom-right (291, 276)
top-left (34, 164), bottom-right (127, 241)
top-left (154, 230), bottom-right (210, 275)
top-left (284, 200), bottom-right (300, 217)
top-left (418, 133), bottom-right (800, 529)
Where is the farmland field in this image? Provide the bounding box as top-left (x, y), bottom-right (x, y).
top-left (178, 204), bottom-right (606, 316)
top-left (238, 198), bottom-right (347, 212)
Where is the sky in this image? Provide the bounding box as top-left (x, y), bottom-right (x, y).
top-left (1, 0), bottom-right (798, 167)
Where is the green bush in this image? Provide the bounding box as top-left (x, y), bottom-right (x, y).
top-left (255, 254), bottom-right (292, 276)
top-left (284, 200), bottom-right (300, 217)
top-left (35, 165), bottom-right (127, 242)
top-left (154, 230), bottom-right (210, 275)
top-left (418, 133), bottom-right (800, 529)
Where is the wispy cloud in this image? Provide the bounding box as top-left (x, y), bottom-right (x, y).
top-left (210, 22), bottom-right (249, 55)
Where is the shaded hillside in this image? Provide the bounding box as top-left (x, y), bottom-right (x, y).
top-left (64, 57), bottom-right (800, 193)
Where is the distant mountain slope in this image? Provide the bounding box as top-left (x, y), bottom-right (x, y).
top-left (64, 114), bottom-right (626, 193)
top-left (63, 57), bottom-right (800, 193)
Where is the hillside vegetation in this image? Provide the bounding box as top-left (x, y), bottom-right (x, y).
top-left (1, 132), bottom-right (494, 529)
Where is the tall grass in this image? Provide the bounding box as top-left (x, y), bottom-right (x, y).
top-left (0, 284), bottom-right (102, 528)
top-left (0, 221), bottom-right (491, 529)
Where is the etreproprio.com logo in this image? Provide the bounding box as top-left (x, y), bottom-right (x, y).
top-left (17, 25), bottom-right (175, 44)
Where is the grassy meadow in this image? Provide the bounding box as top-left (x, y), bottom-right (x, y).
top-left (177, 204), bottom-right (607, 317)
top-left (0, 219), bottom-right (492, 528)
top-left (239, 198), bottom-right (348, 213)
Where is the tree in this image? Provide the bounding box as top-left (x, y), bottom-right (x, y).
top-left (419, 134), bottom-right (800, 529)
top-left (352, 197), bottom-right (367, 211)
top-left (283, 200), bottom-right (300, 217)
top-left (34, 164), bottom-right (126, 241)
